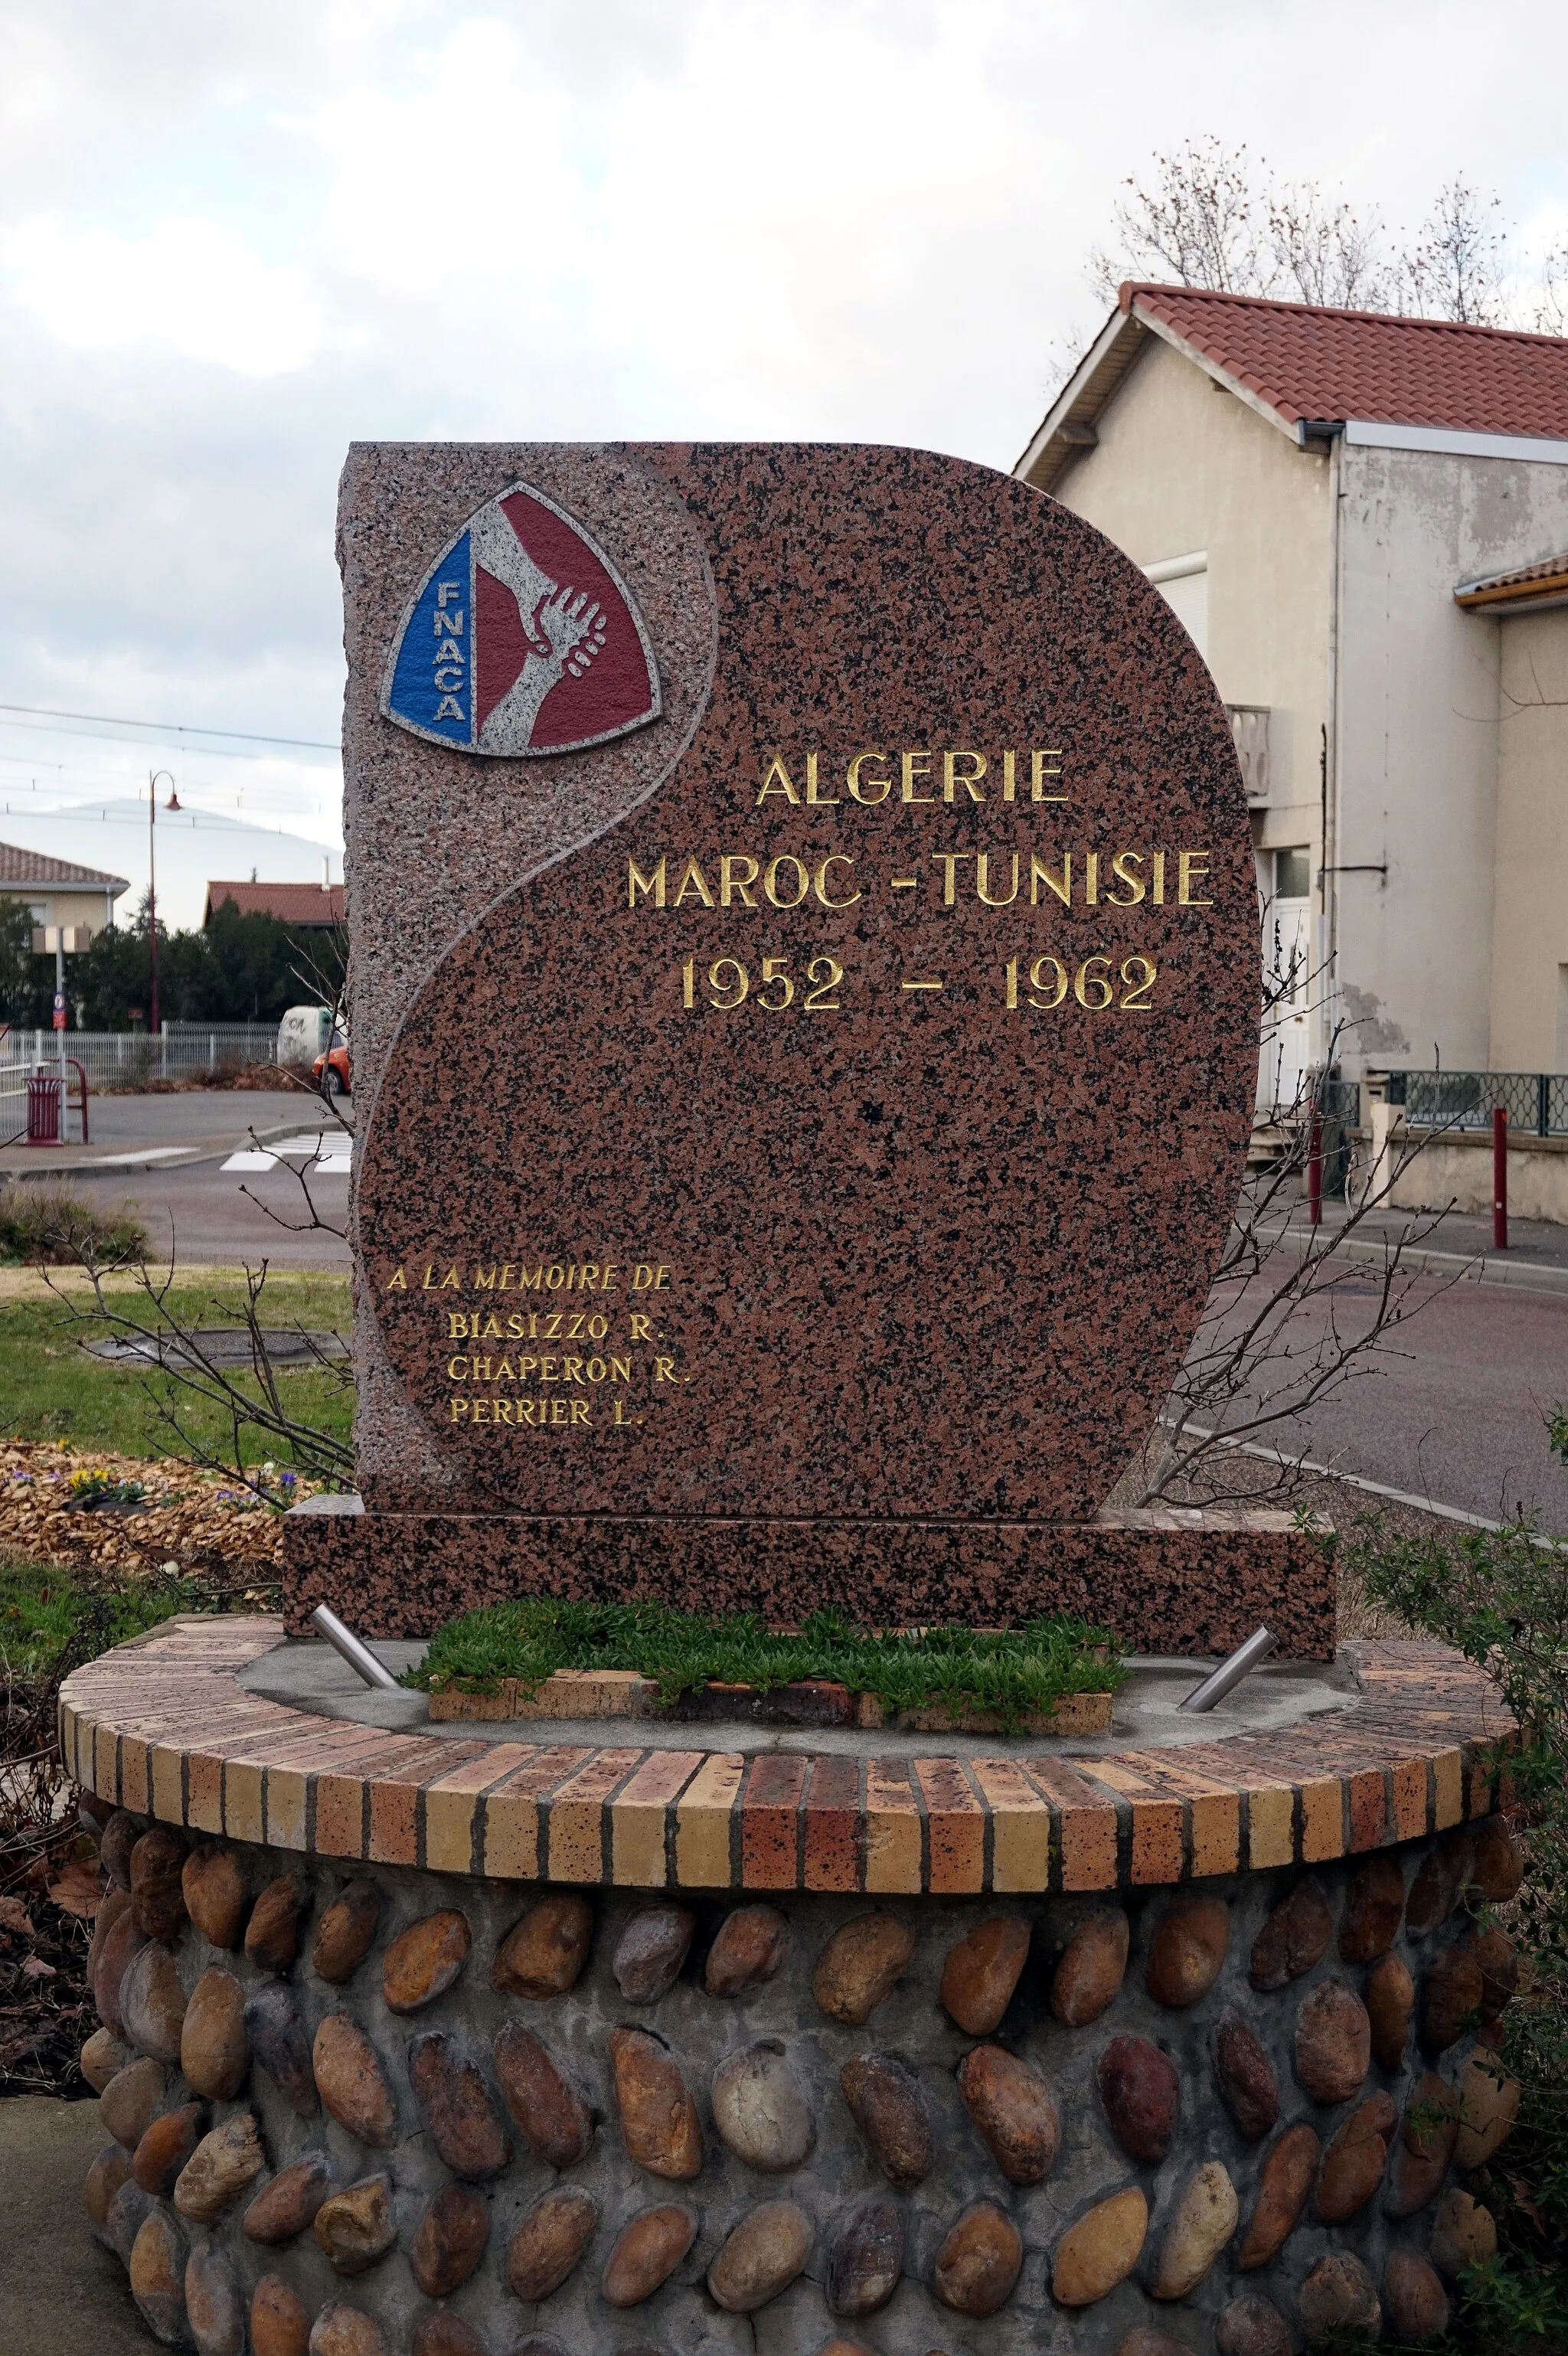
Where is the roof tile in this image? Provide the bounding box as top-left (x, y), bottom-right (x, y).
top-left (1124, 282), bottom-right (1568, 440)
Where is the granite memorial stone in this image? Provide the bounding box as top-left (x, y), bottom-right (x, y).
top-left (287, 441), bottom-right (1328, 1651)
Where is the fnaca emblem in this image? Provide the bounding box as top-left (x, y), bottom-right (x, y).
top-left (382, 482), bottom-right (662, 756)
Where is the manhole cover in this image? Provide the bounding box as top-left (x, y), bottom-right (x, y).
top-left (82, 1328), bottom-right (350, 1369)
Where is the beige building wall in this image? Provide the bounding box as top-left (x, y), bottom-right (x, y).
top-left (3, 885), bottom-right (121, 939)
top-left (1045, 336), bottom-right (1334, 854)
top-left (1334, 445), bottom-right (1568, 1078)
top-left (1488, 606), bottom-right (1568, 1069)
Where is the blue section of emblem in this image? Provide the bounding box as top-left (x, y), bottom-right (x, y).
top-left (387, 533), bottom-right (472, 744)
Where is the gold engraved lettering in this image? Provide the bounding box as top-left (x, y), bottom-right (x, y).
top-left (1032, 751), bottom-right (1067, 802)
top-left (561, 1355), bottom-right (583, 1383)
top-left (472, 1266), bottom-right (496, 1288)
top-left (480, 1313), bottom-right (502, 1339)
top-left (720, 854), bottom-right (760, 908)
top-left (848, 750), bottom-right (891, 803)
top-left (1108, 851), bottom-right (1145, 904)
top-left (1179, 850), bottom-right (1212, 905)
top-left (518, 1266), bottom-right (543, 1290)
top-left (629, 856), bottom-right (666, 907)
top-left (805, 751), bottom-right (838, 805)
top-left (1120, 956), bottom-right (1157, 1009)
top-left (539, 1358), bottom-right (557, 1381)
top-left (708, 956), bottom-right (748, 1008)
top-left (814, 854), bottom-right (861, 908)
top-left (1075, 956), bottom-right (1112, 1009)
top-left (673, 857), bottom-right (716, 908)
top-left (943, 750), bottom-right (987, 802)
top-left (571, 1400), bottom-right (591, 1425)
top-left (439, 1267), bottom-right (461, 1289)
top-left (385, 1267), bottom-right (407, 1290)
top-left (1030, 854), bottom-right (1071, 907)
top-left (507, 1312), bottom-right (525, 1338)
top-left (802, 956), bottom-right (843, 1010)
top-left (422, 1266), bottom-right (434, 1289)
top-left (655, 1356), bottom-right (684, 1382)
top-left (610, 1354), bottom-right (632, 1379)
top-left (629, 1312), bottom-right (653, 1339)
top-left (447, 1312), bottom-right (469, 1340)
top-left (757, 957), bottom-right (794, 1010)
top-left (447, 1356), bottom-right (467, 1379)
top-left (1029, 956), bottom-right (1069, 1009)
top-left (493, 1400), bottom-right (513, 1423)
top-left (612, 1399), bottom-right (640, 1425)
top-left (1002, 750), bottom-right (1019, 803)
top-left (756, 755), bottom-right (801, 805)
top-left (901, 750), bottom-right (937, 803)
top-left (1084, 851), bottom-right (1099, 906)
top-left (764, 856), bottom-right (810, 909)
top-left (1153, 850), bottom-right (1167, 904)
top-left (542, 1311), bottom-right (562, 1336)
top-left (931, 851), bottom-right (974, 905)
top-left (498, 1264), bottom-right (516, 1290)
top-left (975, 851), bottom-right (1019, 907)
top-left (449, 1398), bottom-right (468, 1421)
top-left (472, 1401), bottom-right (489, 1424)
top-left (603, 1265), bottom-right (620, 1292)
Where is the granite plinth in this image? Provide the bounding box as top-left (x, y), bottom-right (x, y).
top-left (280, 1498), bottom-right (1333, 1656)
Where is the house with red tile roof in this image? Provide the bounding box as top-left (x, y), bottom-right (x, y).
top-left (202, 878), bottom-right (346, 928)
top-left (1016, 285), bottom-right (1568, 1102)
top-left (0, 840), bottom-right (129, 937)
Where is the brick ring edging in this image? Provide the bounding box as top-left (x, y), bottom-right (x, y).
top-left (58, 1622), bottom-right (1517, 1895)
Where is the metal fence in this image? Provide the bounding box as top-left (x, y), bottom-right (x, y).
top-left (0, 1023), bottom-right (280, 1096)
top-left (1385, 1069), bottom-right (1568, 1136)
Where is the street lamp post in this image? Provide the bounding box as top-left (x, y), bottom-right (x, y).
top-left (147, 770), bottom-right (181, 1045)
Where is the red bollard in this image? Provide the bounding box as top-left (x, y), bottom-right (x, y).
top-left (1493, 1105), bottom-right (1508, 1251)
top-left (1307, 1109), bottom-right (1323, 1227)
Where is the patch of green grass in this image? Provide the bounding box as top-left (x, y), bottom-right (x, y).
top-left (410, 1600), bottom-right (1125, 1726)
top-left (0, 1275), bottom-right (353, 1464)
top-left (0, 1553), bottom-right (234, 1681)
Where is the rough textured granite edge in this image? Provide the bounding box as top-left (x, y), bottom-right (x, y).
top-left (276, 1506), bottom-right (1335, 1657)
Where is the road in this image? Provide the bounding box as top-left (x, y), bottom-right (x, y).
top-left (5, 1088), bottom-right (351, 1270)
top-left (1197, 1239), bottom-right (1568, 1534)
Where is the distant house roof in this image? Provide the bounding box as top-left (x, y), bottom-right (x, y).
top-left (1455, 551), bottom-right (1568, 614)
top-left (0, 841), bottom-right (129, 894)
top-left (204, 881), bottom-right (346, 927)
top-left (1018, 283), bottom-right (1568, 491)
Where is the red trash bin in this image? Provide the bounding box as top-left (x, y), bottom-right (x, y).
top-left (27, 1073), bottom-right (62, 1145)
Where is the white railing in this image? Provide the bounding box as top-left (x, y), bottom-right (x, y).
top-left (0, 1024), bottom-right (280, 1095)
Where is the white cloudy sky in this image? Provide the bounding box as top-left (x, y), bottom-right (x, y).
top-left (2, 0), bottom-right (1566, 916)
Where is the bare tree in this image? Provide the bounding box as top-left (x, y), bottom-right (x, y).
top-left (1266, 181), bottom-right (1393, 311)
top-left (1091, 136), bottom-right (1269, 302)
top-left (1401, 178), bottom-right (1511, 326)
top-left (1089, 139), bottom-right (1556, 331)
top-left (1134, 918), bottom-right (1461, 1508)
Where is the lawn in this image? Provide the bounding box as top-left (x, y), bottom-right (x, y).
top-left (0, 1270), bottom-right (353, 1466)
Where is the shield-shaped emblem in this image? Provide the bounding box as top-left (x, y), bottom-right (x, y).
top-left (381, 482), bottom-right (662, 756)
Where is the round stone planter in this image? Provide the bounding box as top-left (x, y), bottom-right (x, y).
top-left (62, 1620), bottom-right (1523, 2356)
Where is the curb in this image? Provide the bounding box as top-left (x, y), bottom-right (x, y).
top-left (1263, 1220), bottom-right (1568, 1298)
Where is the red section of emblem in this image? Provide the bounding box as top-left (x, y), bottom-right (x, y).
top-left (472, 490), bottom-right (658, 752)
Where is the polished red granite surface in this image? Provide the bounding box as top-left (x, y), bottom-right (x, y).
top-left (344, 446), bottom-right (1261, 1614)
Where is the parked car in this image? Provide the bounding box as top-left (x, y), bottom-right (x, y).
top-left (312, 1033), bottom-right (350, 1098)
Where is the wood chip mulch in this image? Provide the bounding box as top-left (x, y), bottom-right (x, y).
top-left (1, 1439), bottom-right (313, 1577)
